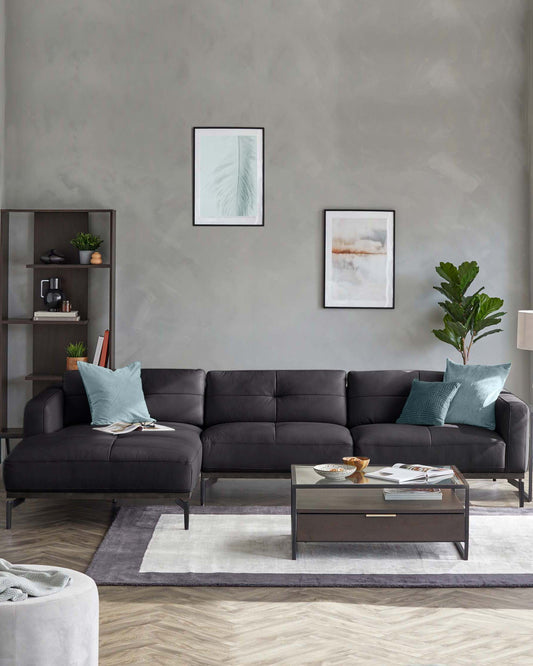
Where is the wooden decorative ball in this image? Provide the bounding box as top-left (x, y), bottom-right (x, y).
top-left (90, 252), bottom-right (102, 265)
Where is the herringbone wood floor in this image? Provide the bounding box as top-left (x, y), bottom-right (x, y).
top-left (1, 478), bottom-right (533, 665)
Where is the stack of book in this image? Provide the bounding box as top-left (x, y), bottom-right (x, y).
top-left (383, 488), bottom-right (443, 501)
top-left (92, 330), bottom-right (110, 366)
top-left (33, 310), bottom-right (80, 322)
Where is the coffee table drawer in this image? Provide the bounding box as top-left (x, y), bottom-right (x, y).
top-left (296, 512), bottom-right (465, 543)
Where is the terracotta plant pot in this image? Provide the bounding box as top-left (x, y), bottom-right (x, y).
top-left (66, 356), bottom-right (88, 371)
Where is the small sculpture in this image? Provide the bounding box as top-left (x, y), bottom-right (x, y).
top-left (40, 249), bottom-right (65, 264)
top-left (90, 251), bottom-right (103, 265)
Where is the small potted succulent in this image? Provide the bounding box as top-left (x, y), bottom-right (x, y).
top-left (66, 341), bottom-right (88, 371)
top-left (70, 232), bottom-right (103, 264)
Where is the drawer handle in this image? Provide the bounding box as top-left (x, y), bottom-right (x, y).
top-left (365, 513), bottom-right (397, 518)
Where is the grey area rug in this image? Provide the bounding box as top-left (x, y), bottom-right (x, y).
top-left (86, 505), bottom-right (533, 587)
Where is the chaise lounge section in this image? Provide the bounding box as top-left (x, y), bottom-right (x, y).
top-left (3, 369), bottom-right (206, 529)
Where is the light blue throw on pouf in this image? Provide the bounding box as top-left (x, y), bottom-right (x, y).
top-left (444, 358), bottom-right (511, 430)
top-left (0, 559), bottom-right (71, 602)
top-left (77, 361), bottom-right (154, 426)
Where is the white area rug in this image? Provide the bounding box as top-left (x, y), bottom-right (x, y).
top-left (86, 506), bottom-right (533, 587)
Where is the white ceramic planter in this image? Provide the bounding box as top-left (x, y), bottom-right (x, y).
top-left (79, 250), bottom-right (93, 264)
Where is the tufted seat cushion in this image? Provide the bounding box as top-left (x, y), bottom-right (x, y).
top-left (351, 422), bottom-right (506, 472)
top-left (202, 421), bottom-right (353, 472)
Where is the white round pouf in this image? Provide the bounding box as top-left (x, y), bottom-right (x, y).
top-left (0, 566), bottom-right (98, 666)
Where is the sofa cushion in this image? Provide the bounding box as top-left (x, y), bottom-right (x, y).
top-left (396, 379), bottom-right (460, 426)
top-left (3, 423), bottom-right (202, 493)
top-left (350, 423), bottom-right (506, 472)
top-left (201, 422), bottom-right (353, 472)
top-left (63, 369), bottom-right (206, 427)
top-left (77, 361), bottom-right (153, 426)
top-left (204, 370), bottom-right (347, 427)
top-left (347, 370), bottom-right (444, 427)
top-left (444, 358), bottom-right (511, 430)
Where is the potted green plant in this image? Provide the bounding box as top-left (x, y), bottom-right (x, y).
top-left (432, 261), bottom-right (505, 364)
top-left (66, 341), bottom-right (88, 371)
top-left (70, 232), bottom-right (103, 264)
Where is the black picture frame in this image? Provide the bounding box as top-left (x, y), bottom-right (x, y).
top-left (323, 209), bottom-right (395, 309)
top-left (193, 127), bottom-right (265, 227)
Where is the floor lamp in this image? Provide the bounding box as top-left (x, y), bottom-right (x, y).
top-left (516, 310), bottom-right (533, 502)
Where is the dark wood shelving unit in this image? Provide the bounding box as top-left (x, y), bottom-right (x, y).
top-left (24, 374), bottom-right (63, 382)
top-left (0, 209), bottom-right (116, 433)
top-left (2, 319), bottom-right (89, 325)
top-left (26, 263), bottom-right (112, 269)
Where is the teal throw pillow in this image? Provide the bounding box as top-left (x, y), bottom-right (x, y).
top-left (396, 379), bottom-right (460, 426)
top-left (77, 361), bottom-right (153, 426)
top-left (444, 358), bottom-right (511, 430)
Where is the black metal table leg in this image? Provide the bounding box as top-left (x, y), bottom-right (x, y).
top-left (6, 498), bottom-right (25, 529)
top-left (176, 498), bottom-right (189, 530)
top-left (200, 477), bottom-right (206, 506)
top-left (291, 484), bottom-right (297, 560)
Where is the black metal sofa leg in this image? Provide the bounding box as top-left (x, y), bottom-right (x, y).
top-left (176, 498), bottom-right (189, 530)
top-left (519, 480), bottom-right (525, 508)
top-left (5, 498), bottom-right (25, 529)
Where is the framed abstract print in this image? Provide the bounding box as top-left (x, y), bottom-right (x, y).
top-left (324, 209), bottom-right (395, 308)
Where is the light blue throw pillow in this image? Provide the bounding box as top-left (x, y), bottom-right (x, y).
top-left (444, 358), bottom-right (511, 430)
top-left (396, 379), bottom-right (461, 426)
top-left (77, 361), bottom-right (153, 426)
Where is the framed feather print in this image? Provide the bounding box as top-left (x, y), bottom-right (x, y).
top-left (193, 127), bottom-right (264, 226)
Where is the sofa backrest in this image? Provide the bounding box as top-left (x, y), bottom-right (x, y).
top-left (204, 370), bottom-right (347, 427)
top-left (63, 368), bottom-right (206, 427)
top-left (347, 370), bottom-right (444, 427)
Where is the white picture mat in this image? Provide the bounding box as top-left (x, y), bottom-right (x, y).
top-left (324, 210), bottom-right (394, 308)
top-left (194, 127), bottom-right (263, 225)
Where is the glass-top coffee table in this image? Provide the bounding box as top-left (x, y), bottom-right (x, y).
top-left (290, 465), bottom-right (469, 560)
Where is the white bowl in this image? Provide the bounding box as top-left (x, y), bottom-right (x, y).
top-left (313, 464), bottom-right (354, 480)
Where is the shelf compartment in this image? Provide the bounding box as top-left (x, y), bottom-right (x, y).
top-left (0, 428), bottom-right (24, 438)
top-left (2, 319), bottom-right (88, 325)
top-left (26, 264), bottom-right (111, 269)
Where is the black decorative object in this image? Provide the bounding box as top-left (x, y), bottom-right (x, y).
top-left (40, 277), bottom-right (65, 311)
top-left (40, 249), bottom-right (66, 264)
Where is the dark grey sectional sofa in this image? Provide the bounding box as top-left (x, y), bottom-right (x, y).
top-left (3, 368), bottom-right (530, 528)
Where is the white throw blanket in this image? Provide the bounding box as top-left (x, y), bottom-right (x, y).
top-left (0, 559), bottom-right (71, 602)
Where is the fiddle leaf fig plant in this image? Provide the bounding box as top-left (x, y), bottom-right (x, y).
top-left (432, 261), bottom-right (505, 365)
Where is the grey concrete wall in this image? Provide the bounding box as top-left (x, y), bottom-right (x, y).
top-left (0, 0), bottom-right (4, 207)
top-left (3, 0), bottom-right (531, 419)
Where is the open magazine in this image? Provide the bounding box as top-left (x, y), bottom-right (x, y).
top-left (93, 422), bottom-right (175, 435)
top-left (365, 463), bottom-right (455, 484)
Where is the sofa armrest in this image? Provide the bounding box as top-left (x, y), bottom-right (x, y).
top-left (23, 387), bottom-right (64, 437)
top-left (495, 391), bottom-right (530, 473)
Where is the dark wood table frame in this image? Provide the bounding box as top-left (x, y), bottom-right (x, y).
top-left (290, 465), bottom-right (469, 561)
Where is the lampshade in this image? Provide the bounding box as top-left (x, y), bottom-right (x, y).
top-left (517, 310), bottom-right (533, 350)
